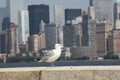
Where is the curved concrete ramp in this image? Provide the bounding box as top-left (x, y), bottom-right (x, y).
top-left (0, 66), bottom-right (120, 80)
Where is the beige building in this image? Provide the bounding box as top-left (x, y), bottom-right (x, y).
top-left (6, 23), bottom-right (19, 57)
top-left (28, 35), bottom-right (40, 56)
top-left (108, 29), bottom-right (120, 57)
top-left (39, 31), bottom-right (46, 49)
top-left (96, 21), bottom-right (112, 57)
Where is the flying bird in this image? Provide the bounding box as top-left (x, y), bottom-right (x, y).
top-left (38, 44), bottom-right (63, 66)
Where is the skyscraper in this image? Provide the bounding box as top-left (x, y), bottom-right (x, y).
top-left (114, 0), bottom-right (120, 29)
top-left (88, 6), bottom-right (95, 20)
top-left (0, 0), bottom-right (24, 30)
top-left (18, 10), bottom-right (29, 45)
top-left (89, 0), bottom-right (113, 22)
top-left (96, 21), bottom-right (112, 57)
top-left (28, 4), bottom-right (50, 36)
top-left (65, 9), bottom-right (82, 24)
top-left (6, 23), bottom-right (19, 56)
top-left (45, 23), bottom-right (58, 49)
top-left (0, 31), bottom-right (6, 54)
top-left (54, 5), bottom-right (64, 45)
top-left (63, 23), bottom-right (82, 47)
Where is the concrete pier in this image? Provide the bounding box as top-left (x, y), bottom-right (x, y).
top-left (0, 66), bottom-right (120, 80)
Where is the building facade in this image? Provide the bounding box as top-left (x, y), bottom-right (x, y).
top-left (63, 23), bottom-right (82, 47)
top-left (18, 10), bottom-right (29, 45)
top-left (54, 5), bottom-right (64, 45)
top-left (6, 23), bottom-right (19, 56)
top-left (114, 0), bottom-right (120, 29)
top-left (96, 21), bottom-right (112, 57)
top-left (82, 12), bottom-right (96, 47)
top-left (0, 31), bottom-right (6, 54)
top-left (28, 4), bottom-right (50, 36)
top-left (45, 23), bottom-right (58, 49)
top-left (107, 29), bottom-right (120, 57)
top-left (89, 0), bottom-right (113, 22)
top-left (28, 35), bottom-right (40, 56)
top-left (65, 9), bottom-right (82, 24)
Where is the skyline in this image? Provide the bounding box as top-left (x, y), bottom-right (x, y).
top-left (0, 0), bottom-right (89, 22)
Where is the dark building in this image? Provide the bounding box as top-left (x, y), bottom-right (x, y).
top-left (63, 23), bottom-right (82, 47)
top-left (65, 9), bottom-right (82, 24)
top-left (2, 17), bottom-right (10, 31)
top-left (0, 31), bottom-right (6, 53)
top-left (28, 4), bottom-right (50, 36)
top-left (82, 14), bottom-right (91, 46)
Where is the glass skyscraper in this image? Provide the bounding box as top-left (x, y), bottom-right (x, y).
top-left (28, 4), bottom-right (50, 36)
top-left (89, 0), bottom-right (113, 22)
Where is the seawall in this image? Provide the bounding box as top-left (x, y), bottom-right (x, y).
top-left (0, 66), bottom-right (120, 80)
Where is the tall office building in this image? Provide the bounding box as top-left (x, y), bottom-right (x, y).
top-left (81, 11), bottom-right (97, 57)
top-left (107, 29), bottom-right (120, 56)
top-left (114, 0), bottom-right (120, 29)
top-left (96, 21), bottom-right (112, 57)
top-left (65, 9), bottom-right (82, 24)
top-left (89, 0), bottom-right (113, 22)
top-left (6, 23), bottom-right (19, 56)
top-left (18, 10), bottom-right (29, 45)
top-left (54, 5), bottom-right (64, 45)
top-left (54, 5), bottom-right (63, 27)
top-left (0, 31), bottom-right (6, 54)
top-left (63, 23), bottom-right (82, 47)
top-left (45, 23), bottom-right (58, 49)
top-left (28, 4), bottom-right (50, 36)
top-left (0, 0), bottom-right (24, 30)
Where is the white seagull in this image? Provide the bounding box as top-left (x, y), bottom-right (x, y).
top-left (38, 44), bottom-right (63, 66)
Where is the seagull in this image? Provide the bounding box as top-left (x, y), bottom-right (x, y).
top-left (38, 44), bottom-right (63, 66)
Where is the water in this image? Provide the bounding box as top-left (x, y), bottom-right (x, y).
top-left (0, 60), bottom-right (120, 68)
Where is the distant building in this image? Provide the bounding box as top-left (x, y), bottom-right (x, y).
top-left (28, 35), bottom-right (40, 57)
top-left (54, 5), bottom-right (64, 45)
top-left (114, 1), bottom-right (120, 29)
top-left (18, 10), bottom-right (29, 45)
top-left (6, 23), bottom-right (19, 57)
top-left (70, 46), bottom-right (97, 59)
top-left (82, 11), bottom-right (96, 47)
top-left (0, 0), bottom-right (24, 30)
top-left (28, 4), bottom-right (50, 35)
top-left (39, 20), bottom-right (46, 49)
top-left (63, 22), bottom-right (82, 47)
top-left (65, 9), bottom-right (82, 24)
top-left (0, 31), bottom-right (6, 54)
top-left (89, 0), bottom-right (113, 22)
top-left (54, 5), bottom-right (63, 27)
top-left (45, 23), bottom-right (58, 49)
top-left (108, 29), bottom-right (120, 57)
top-left (2, 17), bottom-right (10, 31)
top-left (96, 21), bottom-right (112, 57)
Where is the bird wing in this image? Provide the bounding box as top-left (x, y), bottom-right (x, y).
top-left (41, 49), bottom-right (56, 62)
